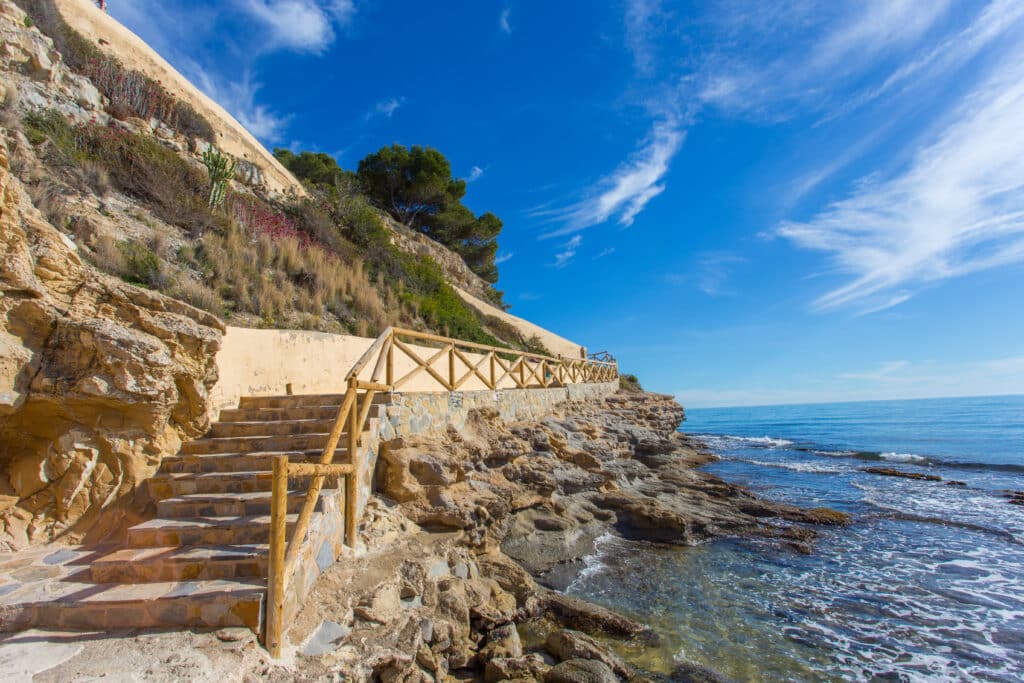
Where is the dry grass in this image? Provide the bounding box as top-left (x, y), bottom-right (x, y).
top-left (192, 221), bottom-right (396, 332)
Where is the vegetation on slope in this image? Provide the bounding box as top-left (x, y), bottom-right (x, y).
top-left (19, 109), bottom-right (546, 349)
top-left (15, 0), bottom-right (215, 141)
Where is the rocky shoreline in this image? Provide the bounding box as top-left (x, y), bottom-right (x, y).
top-left (279, 390), bottom-right (849, 682)
top-left (2, 392), bottom-right (849, 681)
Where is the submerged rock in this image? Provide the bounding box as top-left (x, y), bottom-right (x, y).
top-left (862, 467), bottom-right (941, 481)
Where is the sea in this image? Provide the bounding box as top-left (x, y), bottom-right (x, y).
top-left (566, 395), bottom-right (1024, 682)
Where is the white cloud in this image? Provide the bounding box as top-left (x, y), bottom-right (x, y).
top-left (776, 42), bottom-right (1024, 312)
top-left (624, 0), bottom-right (662, 75)
top-left (546, 118), bottom-right (684, 237)
top-left (696, 0), bottom-right (954, 116)
top-left (838, 360), bottom-right (911, 382)
top-left (696, 252), bottom-right (746, 296)
top-left (366, 96), bottom-right (405, 120)
top-left (495, 252), bottom-right (514, 264)
top-left (553, 235), bottom-right (582, 268)
top-left (499, 8), bottom-right (512, 34)
top-left (467, 166), bottom-right (484, 182)
top-left (190, 66), bottom-right (290, 141)
top-left (595, 247), bottom-right (616, 259)
top-left (236, 0), bottom-right (355, 53)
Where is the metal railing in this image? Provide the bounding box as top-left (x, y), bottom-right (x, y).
top-left (263, 326), bottom-right (617, 655)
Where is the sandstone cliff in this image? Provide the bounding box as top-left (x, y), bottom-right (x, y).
top-left (0, 131), bottom-right (224, 550)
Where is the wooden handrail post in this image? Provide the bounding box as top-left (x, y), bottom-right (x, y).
top-left (386, 331), bottom-right (394, 387)
top-left (265, 455), bottom-right (289, 658)
top-left (489, 353), bottom-right (496, 389)
top-left (345, 377), bottom-right (359, 547)
top-left (448, 344), bottom-right (456, 390)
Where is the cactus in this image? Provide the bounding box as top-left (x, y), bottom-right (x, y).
top-left (203, 146), bottom-right (236, 208)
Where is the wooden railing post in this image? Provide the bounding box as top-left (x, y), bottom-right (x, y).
top-left (447, 344), bottom-right (456, 390)
top-left (345, 377), bottom-right (359, 547)
top-left (386, 331), bottom-right (394, 387)
top-left (265, 455), bottom-right (289, 658)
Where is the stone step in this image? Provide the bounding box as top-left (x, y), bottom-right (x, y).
top-left (238, 394), bottom-right (346, 409)
top-left (148, 469), bottom-right (353, 498)
top-left (209, 417), bottom-right (337, 438)
top-left (90, 545), bottom-right (270, 583)
top-left (156, 490), bottom-right (318, 517)
top-left (181, 432), bottom-right (331, 455)
top-left (4, 577), bottom-right (264, 632)
top-left (160, 449), bottom-right (330, 474)
top-left (127, 514), bottom-right (305, 547)
top-left (217, 403), bottom-right (384, 424)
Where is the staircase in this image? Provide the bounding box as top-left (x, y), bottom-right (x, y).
top-left (5, 392), bottom-right (382, 633)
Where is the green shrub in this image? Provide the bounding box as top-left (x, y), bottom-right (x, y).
top-left (117, 239), bottom-right (163, 287)
top-left (619, 374), bottom-right (643, 393)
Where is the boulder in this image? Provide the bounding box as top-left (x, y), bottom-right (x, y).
top-left (545, 630), bottom-right (630, 678)
top-left (484, 654), bottom-right (549, 683)
top-left (544, 659), bottom-right (618, 683)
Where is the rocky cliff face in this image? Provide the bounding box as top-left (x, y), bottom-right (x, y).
top-left (0, 132), bottom-right (223, 550)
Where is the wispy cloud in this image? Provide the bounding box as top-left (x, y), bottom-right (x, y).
top-left (595, 247), bottom-right (616, 259)
top-left (236, 0), bottom-right (355, 53)
top-left (776, 41), bottom-right (1024, 312)
top-left (838, 360), bottom-right (912, 382)
top-left (624, 0), bottom-right (663, 75)
top-left (681, 355), bottom-right (1024, 407)
top-left (499, 8), bottom-right (512, 34)
top-left (545, 118), bottom-right (684, 237)
top-left (495, 251), bottom-right (514, 264)
top-left (467, 166), bottom-right (484, 183)
top-left (365, 96), bottom-right (405, 120)
top-left (696, 252), bottom-right (746, 296)
top-left (190, 66), bottom-right (291, 141)
top-left (553, 235), bottom-right (582, 268)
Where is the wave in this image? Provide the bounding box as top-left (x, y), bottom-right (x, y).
top-left (692, 433), bottom-right (1024, 474)
top-left (792, 446), bottom-right (1024, 474)
top-left (738, 458), bottom-right (847, 474)
top-left (695, 434), bottom-right (794, 449)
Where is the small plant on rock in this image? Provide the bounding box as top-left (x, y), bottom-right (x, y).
top-left (203, 146), bottom-right (235, 208)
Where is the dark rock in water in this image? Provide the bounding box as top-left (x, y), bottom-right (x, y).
top-left (946, 480), bottom-right (967, 487)
top-left (545, 658), bottom-right (618, 683)
top-left (545, 629), bottom-right (631, 678)
top-left (542, 591), bottom-right (656, 640)
top-left (862, 467), bottom-right (941, 481)
top-left (670, 660), bottom-right (739, 683)
top-left (1005, 490), bottom-right (1024, 505)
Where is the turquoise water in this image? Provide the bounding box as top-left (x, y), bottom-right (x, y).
top-left (568, 395), bottom-right (1024, 682)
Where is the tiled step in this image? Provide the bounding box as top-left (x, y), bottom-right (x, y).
top-left (181, 432), bottom-right (330, 455)
top-left (148, 471), bottom-right (277, 498)
top-left (218, 405), bottom-right (340, 422)
top-left (217, 403), bottom-right (383, 424)
top-left (90, 545), bottom-right (269, 583)
top-left (238, 394), bottom-right (346, 409)
top-left (160, 449), bottom-right (329, 474)
top-left (209, 417), bottom-right (337, 438)
top-left (4, 578), bottom-right (265, 631)
top-left (149, 465), bottom-right (354, 498)
top-left (156, 490), bottom-right (317, 517)
top-left (127, 514), bottom-right (307, 547)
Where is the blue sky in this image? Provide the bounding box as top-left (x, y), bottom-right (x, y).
top-left (111, 1), bottom-right (1024, 407)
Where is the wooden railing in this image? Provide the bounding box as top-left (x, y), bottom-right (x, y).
top-left (374, 327), bottom-right (617, 391)
top-left (263, 326), bottom-right (616, 656)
